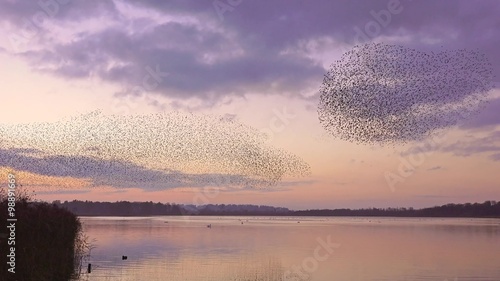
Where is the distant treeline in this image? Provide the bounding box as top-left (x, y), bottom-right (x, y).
top-left (53, 200), bottom-right (290, 216)
top-left (294, 201), bottom-right (500, 218)
top-left (54, 200), bottom-right (500, 218)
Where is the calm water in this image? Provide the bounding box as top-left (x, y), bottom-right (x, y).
top-left (77, 216), bottom-right (500, 281)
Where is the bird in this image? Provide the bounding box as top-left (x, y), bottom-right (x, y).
top-left (0, 111), bottom-right (311, 191)
top-left (318, 43), bottom-right (493, 145)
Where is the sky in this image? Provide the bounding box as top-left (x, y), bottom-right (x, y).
top-left (0, 0), bottom-right (499, 210)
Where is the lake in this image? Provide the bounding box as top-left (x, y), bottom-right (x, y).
top-left (77, 216), bottom-right (500, 281)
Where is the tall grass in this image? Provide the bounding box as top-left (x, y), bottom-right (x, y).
top-left (0, 187), bottom-right (90, 281)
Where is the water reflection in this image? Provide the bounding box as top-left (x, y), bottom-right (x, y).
top-left (77, 216), bottom-right (500, 281)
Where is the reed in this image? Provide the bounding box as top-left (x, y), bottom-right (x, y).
top-left (0, 188), bottom-right (89, 281)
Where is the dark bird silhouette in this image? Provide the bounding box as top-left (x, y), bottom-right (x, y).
top-left (318, 43), bottom-right (494, 145)
top-left (0, 111), bottom-right (311, 189)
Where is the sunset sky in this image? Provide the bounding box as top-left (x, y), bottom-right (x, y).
top-left (0, 0), bottom-right (499, 209)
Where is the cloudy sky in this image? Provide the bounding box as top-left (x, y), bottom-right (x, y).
top-left (0, 0), bottom-right (499, 209)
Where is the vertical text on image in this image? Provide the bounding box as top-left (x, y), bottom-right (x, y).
top-left (7, 173), bottom-right (17, 274)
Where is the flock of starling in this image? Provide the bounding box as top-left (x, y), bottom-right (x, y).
top-left (318, 43), bottom-right (494, 145)
top-left (0, 111), bottom-right (310, 190)
top-left (1, 43), bottom-right (495, 190)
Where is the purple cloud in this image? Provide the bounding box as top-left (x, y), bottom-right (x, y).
top-left (461, 97), bottom-right (500, 129)
top-left (402, 130), bottom-right (500, 161)
top-left (489, 153), bottom-right (500, 162)
top-left (427, 166), bottom-right (442, 171)
top-left (0, 0), bottom-right (499, 112)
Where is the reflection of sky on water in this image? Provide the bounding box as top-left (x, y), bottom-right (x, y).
top-left (81, 218), bottom-right (249, 263)
top-left (79, 216), bottom-right (292, 280)
top-left (77, 216), bottom-right (500, 281)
